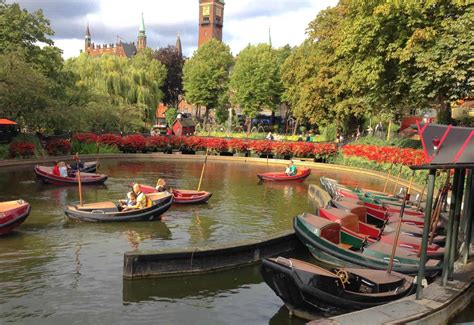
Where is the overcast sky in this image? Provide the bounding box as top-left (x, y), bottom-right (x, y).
top-left (9, 0), bottom-right (338, 59)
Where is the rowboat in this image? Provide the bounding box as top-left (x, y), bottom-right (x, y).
top-left (318, 207), bottom-right (444, 258)
top-left (64, 192), bottom-right (173, 222)
top-left (331, 197), bottom-right (446, 244)
top-left (0, 200), bottom-right (31, 236)
top-left (257, 168), bottom-right (311, 182)
top-left (261, 257), bottom-right (414, 318)
top-left (136, 184), bottom-right (212, 204)
top-left (294, 212), bottom-right (441, 275)
top-left (34, 165), bottom-right (107, 186)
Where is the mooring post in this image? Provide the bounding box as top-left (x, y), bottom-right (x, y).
top-left (416, 169), bottom-right (436, 300)
top-left (449, 168), bottom-right (465, 279)
top-left (442, 168), bottom-right (460, 285)
top-left (462, 169), bottom-right (473, 264)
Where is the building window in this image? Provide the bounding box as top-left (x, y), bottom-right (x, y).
top-left (202, 5), bottom-right (210, 16)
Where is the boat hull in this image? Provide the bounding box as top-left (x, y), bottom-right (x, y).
top-left (257, 168), bottom-right (311, 182)
top-left (35, 166), bottom-right (107, 186)
top-left (138, 184), bottom-right (212, 204)
top-left (0, 201), bottom-right (31, 236)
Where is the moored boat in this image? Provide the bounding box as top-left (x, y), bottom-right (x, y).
top-left (34, 165), bottom-right (107, 186)
top-left (70, 161), bottom-right (99, 173)
top-left (64, 192), bottom-right (173, 222)
top-left (261, 257), bottom-right (414, 318)
top-left (257, 168), bottom-right (311, 182)
top-left (0, 200), bottom-right (31, 236)
top-left (318, 207), bottom-right (444, 258)
top-left (294, 212), bottom-right (441, 275)
top-left (136, 184), bottom-right (212, 204)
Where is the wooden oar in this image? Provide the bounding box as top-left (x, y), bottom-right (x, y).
top-left (197, 150), bottom-right (209, 191)
top-left (428, 171), bottom-right (451, 245)
top-left (74, 153), bottom-right (83, 206)
top-left (96, 140), bottom-right (100, 172)
top-left (387, 192), bottom-right (409, 274)
top-left (416, 174), bottom-right (429, 210)
top-left (383, 163), bottom-right (394, 193)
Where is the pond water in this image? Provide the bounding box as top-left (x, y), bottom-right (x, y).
top-left (0, 158), bottom-right (388, 324)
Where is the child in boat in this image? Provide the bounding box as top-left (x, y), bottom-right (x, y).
top-left (58, 161), bottom-right (68, 177)
top-left (120, 191), bottom-right (137, 210)
top-left (52, 161), bottom-right (60, 176)
top-left (286, 160), bottom-right (297, 176)
top-left (155, 179), bottom-right (168, 192)
top-left (126, 184), bottom-right (147, 210)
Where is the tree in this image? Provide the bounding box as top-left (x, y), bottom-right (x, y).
top-left (230, 44), bottom-right (281, 133)
top-left (153, 45), bottom-right (184, 108)
top-left (183, 39), bottom-right (233, 127)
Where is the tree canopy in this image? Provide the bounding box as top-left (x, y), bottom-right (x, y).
top-left (153, 45), bottom-right (184, 108)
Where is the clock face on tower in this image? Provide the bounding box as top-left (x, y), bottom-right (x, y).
top-left (202, 5), bottom-right (210, 17)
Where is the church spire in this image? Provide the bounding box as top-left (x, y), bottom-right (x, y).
top-left (137, 13), bottom-right (147, 50)
top-left (268, 27), bottom-right (272, 48)
top-left (85, 22), bottom-right (91, 50)
top-left (175, 33), bottom-right (182, 58)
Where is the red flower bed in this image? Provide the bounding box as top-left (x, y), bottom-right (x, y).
top-left (206, 138), bottom-right (229, 152)
top-left (167, 136), bottom-right (186, 149)
top-left (313, 143), bottom-right (337, 158)
top-left (9, 142), bottom-right (36, 158)
top-left (292, 142), bottom-right (315, 157)
top-left (45, 139), bottom-right (71, 156)
top-left (73, 132), bottom-right (98, 144)
top-left (250, 140), bottom-right (273, 154)
top-left (183, 136), bottom-right (206, 151)
top-left (146, 136), bottom-right (169, 151)
top-left (98, 134), bottom-right (122, 147)
top-left (272, 142), bottom-right (293, 156)
top-left (342, 144), bottom-right (425, 166)
top-left (121, 134), bottom-right (146, 153)
top-left (228, 139), bottom-right (250, 153)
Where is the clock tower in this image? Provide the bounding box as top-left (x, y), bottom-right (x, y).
top-left (198, 0), bottom-right (224, 48)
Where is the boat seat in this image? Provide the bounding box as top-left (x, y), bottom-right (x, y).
top-left (345, 268), bottom-right (405, 286)
top-left (74, 201), bottom-right (118, 212)
top-left (337, 243), bottom-right (352, 250)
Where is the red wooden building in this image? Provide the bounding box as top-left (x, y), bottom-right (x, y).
top-left (172, 117), bottom-right (196, 136)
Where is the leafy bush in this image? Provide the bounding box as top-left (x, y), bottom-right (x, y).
top-left (71, 141), bottom-right (98, 155)
top-left (9, 142), bottom-right (36, 158)
top-left (206, 138), bottom-right (229, 153)
top-left (73, 132), bottom-right (98, 144)
top-left (146, 136), bottom-right (169, 151)
top-left (353, 136), bottom-right (422, 149)
top-left (98, 134), bottom-right (122, 147)
top-left (183, 136), bottom-right (206, 151)
top-left (45, 139), bottom-right (71, 156)
top-left (0, 144), bottom-right (8, 159)
top-left (227, 138), bottom-right (250, 153)
top-left (342, 144), bottom-right (425, 165)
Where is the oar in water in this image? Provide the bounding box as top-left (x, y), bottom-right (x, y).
top-left (197, 150), bottom-right (209, 192)
top-left (74, 153), bottom-right (83, 206)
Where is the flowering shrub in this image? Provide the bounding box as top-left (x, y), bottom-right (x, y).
top-left (73, 132), bottom-right (98, 144)
top-left (146, 136), bottom-right (169, 151)
top-left (342, 144), bottom-right (425, 166)
top-left (98, 134), bottom-right (122, 147)
top-left (250, 140), bottom-right (273, 154)
top-left (313, 143), bottom-right (338, 159)
top-left (206, 137), bottom-right (229, 152)
top-left (227, 139), bottom-right (250, 153)
top-left (272, 142), bottom-right (294, 156)
top-left (121, 135), bottom-right (146, 153)
top-left (183, 136), bottom-right (206, 151)
top-left (9, 142), bottom-right (36, 158)
top-left (291, 142), bottom-right (315, 157)
top-left (167, 136), bottom-right (185, 149)
top-left (45, 139), bottom-right (71, 156)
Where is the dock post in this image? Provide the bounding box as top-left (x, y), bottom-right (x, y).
top-left (442, 168), bottom-right (460, 285)
top-left (461, 169), bottom-right (473, 264)
top-left (449, 168), bottom-right (466, 279)
top-left (416, 169), bottom-right (436, 300)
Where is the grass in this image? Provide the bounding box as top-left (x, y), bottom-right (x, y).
top-left (195, 131), bottom-right (325, 142)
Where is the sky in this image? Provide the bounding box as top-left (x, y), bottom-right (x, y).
top-left (9, 0), bottom-right (338, 59)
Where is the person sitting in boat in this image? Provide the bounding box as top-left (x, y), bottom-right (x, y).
top-left (119, 191), bottom-right (137, 210)
top-left (58, 161), bottom-right (68, 177)
top-left (286, 160), bottom-right (297, 176)
top-left (52, 161), bottom-right (60, 176)
top-left (126, 184), bottom-right (148, 210)
top-left (155, 178), bottom-right (168, 192)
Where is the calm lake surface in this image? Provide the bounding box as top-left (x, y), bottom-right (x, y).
top-left (0, 158), bottom-right (392, 324)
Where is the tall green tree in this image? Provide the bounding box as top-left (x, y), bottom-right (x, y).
top-left (183, 39), bottom-right (233, 127)
top-left (153, 45), bottom-right (184, 108)
top-left (230, 44), bottom-right (282, 133)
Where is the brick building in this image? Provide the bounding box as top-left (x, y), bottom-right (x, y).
top-left (198, 0), bottom-right (225, 47)
top-left (84, 14), bottom-right (147, 58)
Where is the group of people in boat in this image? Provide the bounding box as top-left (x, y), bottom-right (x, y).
top-left (118, 179), bottom-right (169, 211)
top-left (51, 159), bottom-right (84, 178)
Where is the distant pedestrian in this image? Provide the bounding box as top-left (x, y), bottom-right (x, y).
top-left (266, 132), bottom-right (274, 141)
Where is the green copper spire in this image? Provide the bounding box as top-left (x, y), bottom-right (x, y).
top-left (139, 13), bottom-right (146, 35)
top-left (268, 27), bottom-right (272, 48)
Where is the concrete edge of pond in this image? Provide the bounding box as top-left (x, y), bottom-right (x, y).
top-left (310, 261), bottom-right (474, 325)
top-left (0, 152), bottom-right (423, 194)
top-left (123, 229), bottom-right (303, 279)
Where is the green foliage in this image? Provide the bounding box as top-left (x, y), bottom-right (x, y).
top-left (165, 107), bottom-right (178, 126)
top-left (0, 144), bottom-right (8, 159)
top-left (183, 39), bottom-right (233, 125)
top-left (320, 124), bottom-right (337, 142)
top-left (230, 44), bottom-right (282, 132)
top-left (11, 134), bottom-right (43, 156)
top-left (71, 141), bottom-right (119, 155)
top-left (352, 135), bottom-right (422, 149)
top-left (153, 45), bottom-right (184, 108)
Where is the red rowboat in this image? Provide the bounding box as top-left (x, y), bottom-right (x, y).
top-left (257, 168), bottom-right (311, 182)
top-left (0, 200), bottom-right (31, 236)
top-left (34, 165), bottom-right (107, 186)
top-left (138, 184), bottom-right (212, 204)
